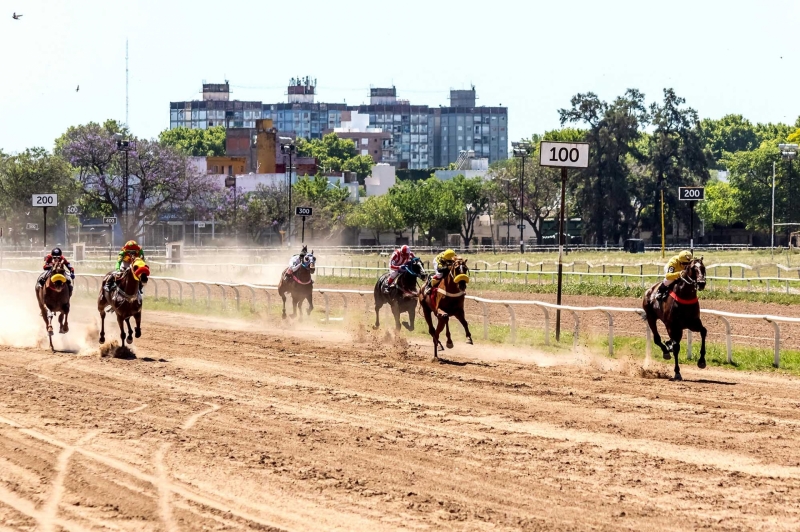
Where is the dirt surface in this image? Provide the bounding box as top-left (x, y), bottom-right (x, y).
top-left (1, 310), bottom-right (800, 531)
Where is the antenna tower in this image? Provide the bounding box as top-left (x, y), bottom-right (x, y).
top-left (125, 39), bottom-right (129, 127)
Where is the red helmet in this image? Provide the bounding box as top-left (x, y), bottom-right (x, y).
top-left (400, 245), bottom-right (409, 255)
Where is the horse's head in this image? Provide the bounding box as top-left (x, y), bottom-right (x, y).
top-left (303, 251), bottom-right (316, 274)
top-left (682, 257), bottom-right (706, 291)
top-left (451, 258), bottom-right (470, 291)
top-left (131, 258), bottom-right (150, 285)
top-left (405, 257), bottom-right (426, 279)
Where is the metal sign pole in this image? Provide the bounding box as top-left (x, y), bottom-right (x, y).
top-left (302, 216), bottom-right (306, 244)
top-left (555, 167), bottom-right (567, 342)
top-left (43, 207), bottom-right (47, 248)
top-left (690, 201), bottom-right (695, 253)
top-left (660, 188), bottom-right (666, 259)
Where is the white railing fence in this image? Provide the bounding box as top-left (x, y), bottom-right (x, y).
top-left (4, 269), bottom-right (799, 369)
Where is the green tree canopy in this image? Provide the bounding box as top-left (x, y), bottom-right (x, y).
top-left (296, 133), bottom-right (374, 179)
top-left (0, 148), bottom-right (80, 245)
top-left (346, 195), bottom-right (404, 245)
top-left (158, 126), bottom-right (226, 157)
top-left (293, 174), bottom-right (353, 240)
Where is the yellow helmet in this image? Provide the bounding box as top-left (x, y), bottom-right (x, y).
top-left (441, 249), bottom-right (456, 261)
top-left (678, 250), bottom-right (693, 263)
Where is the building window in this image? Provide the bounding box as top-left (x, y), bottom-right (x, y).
top-left (458, 125), bottom-right (463, 131)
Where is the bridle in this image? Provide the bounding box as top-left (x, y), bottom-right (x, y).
top-left (679, 260), bottom-right (703, 287)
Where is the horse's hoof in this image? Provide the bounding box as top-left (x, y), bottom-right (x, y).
top-left (99, 338), bottom-right (105, 345)
top-left (672, 373), bottom-right (683, 382)
top-left (466, 337), bottom-right (473, 345)
top-left (446, 340), bottom-right (454, 349)
top-left (62, 325), bottom-right (69, 333)
top-left (698, 358), bottom-right (707, 369)
top-left (135, 328), bottom-right (141, 338)
top-left (662, 352), bottom-right (671, 360)
top-left (126, 337), bottom-right (133, 345)
top-left (281, 314), bottom-right (287, 320)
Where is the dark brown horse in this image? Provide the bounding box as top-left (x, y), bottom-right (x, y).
top-left (278, 251), bottom-right (316, 319)
top-left (419, 258), bottom-right (473, 360)
top-left (98, 258), bottom-right (150, 345)
top-left (35, 257), bottom-right (72, 350)
top-left (373, 257), bottom-right (426, 331)
top-left (643, 258), bottom-right (707, 381)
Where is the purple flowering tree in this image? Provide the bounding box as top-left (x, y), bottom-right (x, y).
top-left (57, 121), bottom-right (216, 239)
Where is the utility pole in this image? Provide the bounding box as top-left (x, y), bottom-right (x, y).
top-left (512, 141), bottom-right (531, 253)
top-left (280, 137), bottom-right (297, 248)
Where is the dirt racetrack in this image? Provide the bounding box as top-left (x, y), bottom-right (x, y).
top-left (1, 310), bottom-right (800, 531)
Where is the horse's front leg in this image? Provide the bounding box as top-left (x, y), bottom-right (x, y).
top-left (98, 309), bottom-right (106, 344)
top-left (279, 289), bottom-right (287, 319)
top-left (690, 320), bottom-right (707, 369)
top-left (670, 329), bottom-right (684, 381)
top-left (291, 294), bottom-right (299, 319)
top-left (124, 317), bottom-right (134, 344)
top-left (134, 311), bottom-right (142, 338)
top-left (306, 291), bottom-right (313, 316)
top-left (116, 314), bottom-right (126, 345)
top-left (391, 302), bottom-right (402, 332)
top-left (434, 317), bottom-right (448, 360)
top-left (444, 319), bottom-right (454, 349)
top-left (374, 300), bottom-right (383, 330)
top-left (37, 294), bottom-right (52, 335)
top-left (403, 302), bottom-right (416, 331)
top-left (453, 309), bottom-right (473, 345)
top-left (61, 303), bottom-right (70, 334)
top-left (648, 316), bottom-right (670, 359)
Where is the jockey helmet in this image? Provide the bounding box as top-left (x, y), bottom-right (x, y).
top-left (400, 245), bottom-right (409, 255)
top-left (441, 249), bottom-right (456, 261)
top-left (678, 250), bottom-right (693, 264)
top-left (123, 240), bottom-right (141, 251)
top-left (51, 247), bottom-right (62, 257)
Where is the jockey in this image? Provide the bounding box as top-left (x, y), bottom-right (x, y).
top-left (654, 249), bottom-right (693, 301)
top-left (285, 245), bottom-right (308, 280)
top-left (426, 249), bottom-right (457, 295)
top-left (106, 240), bottom-right (146, 296)
top-left (384, 245), bottom-right (415, 293)
top-left (37, 247), bottom-right (75, 295)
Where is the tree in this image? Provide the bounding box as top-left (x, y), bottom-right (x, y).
top-left (699, 114), bottom-right (758, 168)
top-left (696, 179), bottom-right (739, 227)
top-left (648, 88), bottom-right (710, 244)
top-left (487, 144), bottom-right (560, 245)
top-left (388, 180), bottom-right (426, 244)
top-left (447, 175), bottom-right (491, 249)
top-left (559, 90), bottom-right (649, 244)
top-left (296, 133), bottom-right (374, 179)
top-left (346, 195), bottom-right (404, 244)
top-left (158, 126), bottom-right (226, 157)
top-left (56, 122), bottom-right (216, 239)
top-left (0, 148), bottom-right (80, 246)
top-left (292, 174), bottom-right (352, 240)
top-left (389, 178), bottom-right (459, 245)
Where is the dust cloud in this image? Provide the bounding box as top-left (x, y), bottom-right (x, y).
top-left (0, 279), bottom-right (96, 353)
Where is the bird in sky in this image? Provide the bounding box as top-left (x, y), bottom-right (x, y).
top-left (76, 85), bottom-right (80, 92)
top-left (12, 12), bottom-right (22, 20)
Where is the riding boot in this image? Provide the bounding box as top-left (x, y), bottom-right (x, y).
top-left (655, 283), bottom-right (670, 302)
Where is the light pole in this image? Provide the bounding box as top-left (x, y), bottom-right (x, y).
top-left (774, 144), bottom-right (798, 256)
top-left (280, 137), bottom-right (297, 248)
top-left (115, 138), bottom-right (136, 239)
top-left (224, 172), bottom-right (237, 240)
top-left (512, 141), bottom-right (532, 254)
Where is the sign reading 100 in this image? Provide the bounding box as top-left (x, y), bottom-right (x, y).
top-left (539, 142), bottom-right (589, 169)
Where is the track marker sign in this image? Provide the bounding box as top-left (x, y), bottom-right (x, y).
top-left (295, 206), bottom-right (313, 216)
top-left (678, 186), bottom-right (705, 201)
top-left (103, 217), bottom-right (118, 225)
top-left (32, 194), bottom-right (58, 207)
top-left (539, 142), bottom-right (590, 168)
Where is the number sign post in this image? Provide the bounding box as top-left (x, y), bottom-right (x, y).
top-left (31, 194), bottom-right (57, 247)
top-left (295, 206), bottom-right (312, 243)
top-left (540, 142), bottom-right (589, 342)
top-left (104, 217), bottom-right (117, 254)
top-left (678, 187), bottom-right (705, 253)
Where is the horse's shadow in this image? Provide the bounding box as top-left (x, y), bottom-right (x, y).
top-left (434, 356), bottom-right (495, 368)
top-left (685, 378), bottom-right (737, 386)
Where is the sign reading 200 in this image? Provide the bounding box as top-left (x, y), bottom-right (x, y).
top-left (31, 194), bottom-right (58, 207)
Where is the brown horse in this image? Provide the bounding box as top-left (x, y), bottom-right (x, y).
top-left (419, 258), bottom-right (473, 360)
top-left (278, 251), bottom-right (316, 319)
top-left (98, 258), bottom-right (150, 345)
top-left (643, 258), bottom-right (708, 381)
top-left (35, 257), bottom-right (72, 350)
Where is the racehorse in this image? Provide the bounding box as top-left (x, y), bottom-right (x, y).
top-left (35, 257), bottom-right (72, 350)
top-left (419, 258), bottom-right (473, 360)
top-left (278, 250), bottom-right (316, 319)
top-left (642, 257), bottom-right (708, 381)
top-left (373, 257), bottom-right (426, 331)
top-left (98, 258), bottom-right (150, 345)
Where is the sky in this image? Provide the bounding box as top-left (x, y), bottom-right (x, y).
top-left (1, 0), bottom-right (799, 153)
